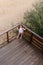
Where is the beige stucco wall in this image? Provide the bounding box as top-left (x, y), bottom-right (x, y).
top-left (0, 0), bottom-right (42, 32)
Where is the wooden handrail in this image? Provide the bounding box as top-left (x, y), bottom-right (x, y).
top-left (22, 24), bottom-right (43, 51)
top-left (22, 24), bottom-right (43, 40)
top-left (0, 24), bottom-right (19, 47)
top-left (0, 25), bottom-right (18, 36)
top-left (0, 23), bottom-right (43, 52)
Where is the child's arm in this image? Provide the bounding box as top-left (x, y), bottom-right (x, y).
top-left (23, 28), bottom-right (26, 31)
top-left (17, 27), bottom-right (18, 30)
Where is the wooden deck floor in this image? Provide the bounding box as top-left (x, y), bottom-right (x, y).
top-left (0, 39), bottom-right (43, 65)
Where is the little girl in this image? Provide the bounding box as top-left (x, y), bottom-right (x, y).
top-left (17, 25), bottom-right (25, 39)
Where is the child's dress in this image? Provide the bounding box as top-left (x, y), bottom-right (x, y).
top-left (19, 27), bottom-right (24, 34)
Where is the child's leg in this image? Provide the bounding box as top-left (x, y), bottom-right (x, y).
top-left (20, 33), bottom-right (23, 39)
top-left (17, 33), bottom-right (20, 39)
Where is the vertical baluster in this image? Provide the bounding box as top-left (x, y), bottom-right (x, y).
top-left (30, 33), bottom-right (33, 44)
top-left (6, 32), bottom-right (9, 43)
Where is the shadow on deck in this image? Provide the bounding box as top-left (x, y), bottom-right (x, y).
top-left (0, 39), bottom-right (43, 65)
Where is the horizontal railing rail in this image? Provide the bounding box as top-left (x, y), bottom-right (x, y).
top-left (22, 24), bottom-right (43, 51)
top-left (0, 23), bottom-right (43, 52)
top-left (0, 24), bottom-right (19, 47)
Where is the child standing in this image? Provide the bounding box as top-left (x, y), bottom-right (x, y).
top-left (17, 25), bottom-right (25, 39)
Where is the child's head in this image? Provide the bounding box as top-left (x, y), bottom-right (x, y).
top-left (20, 25), bottom-right (22, 28)
top-left (18, 25), bottom-right (23, 29)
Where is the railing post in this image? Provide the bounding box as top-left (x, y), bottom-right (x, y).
top-left (30, 33), bottom-right (33, 44)
top-left (6, 32), bottom-right (9, 43)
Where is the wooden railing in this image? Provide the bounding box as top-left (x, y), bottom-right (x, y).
top-left (23, 25), bottom-right (43, 52)
top-left (0, 24), bottom-right (43, 52)
top-left (0, 24), bottom-right (18, 47)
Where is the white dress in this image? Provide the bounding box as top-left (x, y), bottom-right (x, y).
top-left (19, 27), bottom-right (23, 34)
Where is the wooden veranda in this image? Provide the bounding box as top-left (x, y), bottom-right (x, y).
top-left (0, 24), bottom-right (43, 65)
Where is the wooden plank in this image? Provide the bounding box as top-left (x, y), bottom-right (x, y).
top-left (33, 36), bottom-right (43, 45)
top-left (32, 42), bottom-right (42, 50)
top-left (0, 39), bottom-right (43, 65)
